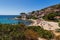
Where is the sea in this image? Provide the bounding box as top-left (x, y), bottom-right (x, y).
top-left (0, 15), bottom-right (31, 25)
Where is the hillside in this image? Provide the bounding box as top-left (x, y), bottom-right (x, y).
top-left (29, 4), bottom-right (60, 17)
top-left (40, 4), bottom-right (60, 14)
top-left (41, 4), bottom-right (60, 21)
top-left (23, 4), bottom-right (60, 21)
top-left (19, 4), bottom-right (60, 21)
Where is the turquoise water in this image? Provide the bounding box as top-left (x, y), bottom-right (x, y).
top-left (0, 15), bottom-right (31, 25)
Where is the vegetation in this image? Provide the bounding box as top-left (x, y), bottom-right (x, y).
top-left (58, 22), bottom-right (60, 27)
top-left (0, 24), bottom-right (38, 40)
top-left (0, 24), bottom-right (54, 40)
top-left (55, 29), bottom-right (60, 32)
top-left (55, 35), bottom-right (60, 40)
top-left (43, 12), bottom-right (60, 22)
top-left (1, 4), bottom-right (60, 40)
top-left (28, 26), bottom-right (54, 39)
top-left (17, 4), bottom-right (60, 20)
top-left (30, 16), bottom-right (38, 19)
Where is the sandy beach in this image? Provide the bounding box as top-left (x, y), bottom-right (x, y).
top-left (29, 19), bottom-right (60, 30)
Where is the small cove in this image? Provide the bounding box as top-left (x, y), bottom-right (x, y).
top-left (0, 15), bottom-right (32, 25)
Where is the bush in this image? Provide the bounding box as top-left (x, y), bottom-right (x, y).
top-left (0, 24), bottom-right (39, 40)
top-left (55, 35), bottom-right (60, 40)
top-left (58, 22), bottom-right (60, 27)
top-left (0, 24), bottom-right (26, 40)
top-left (55, 29), bottom-right (60, 32)
top-left (43, 12), bottom-right (60, 22)
top-left (28, 26), bottom-right (54, 39)
top-left (24, 29), bottom-right (39, 40)
top-left (0, 24), bottom-right (54, 40)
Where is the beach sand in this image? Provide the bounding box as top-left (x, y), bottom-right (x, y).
top-left (29, 19), bottom-right (60, 30)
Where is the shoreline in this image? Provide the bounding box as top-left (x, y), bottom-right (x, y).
top-left (1, 17), bottom-right (60, 31)
top-left (28, 19), bottom-right (60, 31)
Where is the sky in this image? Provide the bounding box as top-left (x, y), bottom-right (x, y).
top-left (0, 0), bottom-right (60, 15)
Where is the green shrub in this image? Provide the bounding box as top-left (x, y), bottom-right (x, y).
top-left (43, 12), bottom-right (60, 22)
top-left (0, 24), bottom-right (54, 40)
top-left (58, 22), bottom-right (60, 27)
top-left (28, 26), bottom-right (54, 39)
top-left (56, 29), bottom-right (60, 32)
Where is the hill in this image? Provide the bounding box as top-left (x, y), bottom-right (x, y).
top-left (28, 4), bottom-right (60, 17)
top-left (25, 4), bottom-right (60, 21)
top-left (19, 4), bottom-right (60, 21)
